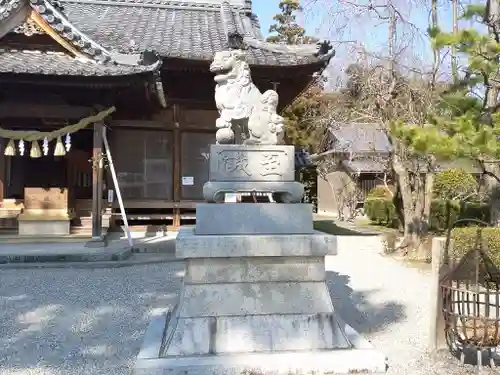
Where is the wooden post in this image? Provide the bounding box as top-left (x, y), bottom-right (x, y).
top-left (429, 236), bottom-right (447, 352)
top-left (172, 104), bottom-right (181, 228)
top-left (90, 121), bottom-right (104, 242)
top-left (0, 139), bottom-right (5, 203)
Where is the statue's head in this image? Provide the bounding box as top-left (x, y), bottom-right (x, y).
top-left (261, 90), bottom-right (279, 109)
top-left (210, 50), bottom-right (246, 83)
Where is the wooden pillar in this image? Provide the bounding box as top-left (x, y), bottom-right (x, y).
top-left (91, 121), bottom-right (104, 239)
top-left (0, 139), bottom-right (5, 202)
top-left (172, 104), bottom-right (181, 227)
top-left (429, 237), bottom-right (447, 352)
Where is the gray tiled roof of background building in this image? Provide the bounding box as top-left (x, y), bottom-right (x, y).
top-left (320, 122), bottom-right (481, 173)
top-left (326, 123), bottom-right (391, 154)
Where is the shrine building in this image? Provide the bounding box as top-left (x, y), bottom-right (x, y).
top-left (0, 0), bottom-right (334, 237)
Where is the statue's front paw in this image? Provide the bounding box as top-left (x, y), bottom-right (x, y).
top-left (216, 118), bottom-right (231, 129)
top-left (216, 128), bottom-right (235, 144)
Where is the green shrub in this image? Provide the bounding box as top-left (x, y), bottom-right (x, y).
top-left (364, 198), bottom-right (397, 226)
top-left (433, 168), bottom-right (477, 200)
top-left (451, 227), bottom-right (500, 267)
top-left (430, 200), bottom-right (490, 231)
top-left (460, 201), bottom-right (490, 223)
top-left (367, 186), bottom-right (392, 199)
top-left (430, 200), bottom-right (460, 231)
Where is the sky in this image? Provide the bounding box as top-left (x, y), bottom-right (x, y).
top-left (251, 0), bottom-right (474, 84)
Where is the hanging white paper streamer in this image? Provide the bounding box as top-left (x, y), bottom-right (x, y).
top-left (65, 133), bottom-right (71, 152)
top-left (42, 137), bottom-right (49, 156)
top-left (19, 139), bottom-right (25, 156)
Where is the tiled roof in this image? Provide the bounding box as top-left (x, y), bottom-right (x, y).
top-left (0, 0), bottom-right (332, 77)
top-left (342, 157), bottom-right (482, 174)
top-left (0, 48), bottom-right (159, 75)
top-left (322, 123), bottom-right (392, 154)
top-left (0, 0), bottom-right (24, 21)
top-left (58, 0), bottom-right (334, 67)
top-left (342, 158), bottom-right (387, 173)
top-left (0, 0), bottom-right (162, 76)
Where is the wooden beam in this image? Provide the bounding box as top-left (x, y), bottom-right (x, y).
top-left (91, 121), bottom-right (104, 239)
top-left (111, 200), bottom-right (198, 209)
top-left (29, 10), bottom-right (87, 59)
top-left (109, 120), bottom-right (175, 130)
top-left (0, 102), bottom-right (93, 119)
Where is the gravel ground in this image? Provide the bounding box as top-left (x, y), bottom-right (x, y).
top-left (0, 262), bottom-right (183, 375)
top-left (1, 239), bottom-right (499, 375)
top-left (326, 239), bottom-right (500, 375)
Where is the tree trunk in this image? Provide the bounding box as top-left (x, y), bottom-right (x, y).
top-left (481, 162), bottom-right (500, 226)
top-left (451, 0), bottom-right (458, 83)
top-left (483, 0), bottom-right (500, 226)
top-left (393, 152), bottom-right (415, 245)
top-left (431, 0), bottom-right (439, 88)
top-left (393, 150), bottom-right (434, 255)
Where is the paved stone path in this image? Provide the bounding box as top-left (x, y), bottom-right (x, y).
top-left (328, 236), bottom-right (499, 375)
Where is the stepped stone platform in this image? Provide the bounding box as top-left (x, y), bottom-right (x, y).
top-left (134, 144), bottom-right (387, 375)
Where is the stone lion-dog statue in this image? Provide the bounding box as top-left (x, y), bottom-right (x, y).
top-left (209, 49), bottom-right (285, 146)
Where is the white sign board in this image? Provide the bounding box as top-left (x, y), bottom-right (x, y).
top-left (107, 189), bottom-right (114, 203)
top-left (182, 176), bottom-right (194, 186)
top-left (224, 193), bottom-right (238, 203)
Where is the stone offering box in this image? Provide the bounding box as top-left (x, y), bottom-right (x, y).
top-left (18, 187), bottom-right (74, 236)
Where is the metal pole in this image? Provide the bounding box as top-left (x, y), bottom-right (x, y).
top-left (102, 126), bottom-right (133, 248)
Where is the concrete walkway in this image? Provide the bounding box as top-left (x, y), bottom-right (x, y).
top-left (0, 232), bottom-right (177, 265)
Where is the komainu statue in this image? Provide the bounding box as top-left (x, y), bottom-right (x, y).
top-left (209, 50), bottom-right (285, 145)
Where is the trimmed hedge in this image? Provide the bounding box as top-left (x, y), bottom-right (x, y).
top-left (451, 227), bottom-right (500, 267)
top-left (364, 198), bottom-right (489, 231)
top-left (430, 200), bottom-right (490, 230)
top-left (367, 186), bottom-right (392, 199)
top-left (364, 198), bottom-right (397, 226)
top-left (433, 168), bottom-right (477, 201)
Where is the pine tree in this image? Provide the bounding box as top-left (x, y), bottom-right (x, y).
top-left (392, 3), bottom-right (500, 161)
top-left (266, 0), bottom-right (324, 150)
top-left (266, 0), bottom-right (317, 44)
top-left (391, 1), bottom-right (500, 223)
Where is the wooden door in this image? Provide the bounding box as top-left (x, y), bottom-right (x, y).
top-left (112, 129), bottom-right (173, 200)
top-left (181, 131), bottom-right (215, 200)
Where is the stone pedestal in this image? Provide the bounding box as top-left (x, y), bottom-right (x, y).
top-left (134, 145), bottom-right (387, 375)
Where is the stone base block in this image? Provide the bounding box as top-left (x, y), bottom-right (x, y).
top-left (18, 219), bottom-right (70, 236)
top-left (134, 313), bottom-right (388, 375)
top-left (176, 281), bottom-right (334, 317)
top-left (195, 203), bottom-right (313, 235)
top-left (176, 227), bottom-right (337, 258)
top-left (163, 312), bottom-right (351, 356)
top-left (203, 180), bottom-right (304, 203)
top-left (184, 256), bottom-right (325, 284)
